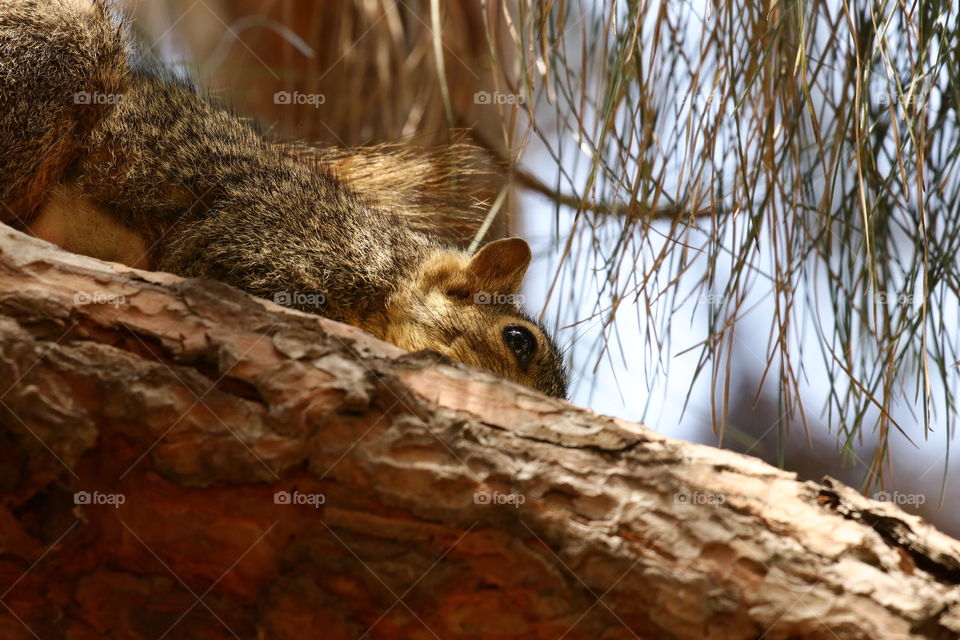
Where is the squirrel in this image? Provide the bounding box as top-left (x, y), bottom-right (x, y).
top-left (0, 0), bottom-right (568, 398)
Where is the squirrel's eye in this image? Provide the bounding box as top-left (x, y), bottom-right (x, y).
top-left (502, 325), bottom-right (537, 366)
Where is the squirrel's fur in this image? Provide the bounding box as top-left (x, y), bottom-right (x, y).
top-left (291, 142), bottom-right (495, 245)
top-left (0, 0), bottom-right (567, 397)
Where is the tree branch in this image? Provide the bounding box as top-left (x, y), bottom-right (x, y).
top-left (466, 127), bottom-right (717, 221)
top-left (0, 226), bottom-right (956, 640)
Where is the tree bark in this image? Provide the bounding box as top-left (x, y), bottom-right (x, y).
top-left (0, 226), bottom-right (957, 640)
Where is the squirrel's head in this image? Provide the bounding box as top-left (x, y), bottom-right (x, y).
top-left (383, 238), bottom-right (568, 398)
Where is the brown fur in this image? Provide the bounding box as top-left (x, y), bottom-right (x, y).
top-left (0, 0), bottom-right (567, 397)
top-left (291, 142), bottom-right (495, 244)
top-left (32, 182), bottom-right (150, 267)
top-left (0, 0), bottom-right (126, 223)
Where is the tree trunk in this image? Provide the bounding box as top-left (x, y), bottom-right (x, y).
top-left (0, 226), bottom-right (957, 640)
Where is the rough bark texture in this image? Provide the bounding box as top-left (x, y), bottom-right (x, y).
top-left (0, 226), bottom-right (957, 640)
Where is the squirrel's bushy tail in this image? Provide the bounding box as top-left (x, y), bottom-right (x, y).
top-left (0, 0), bottom-right (127, 224)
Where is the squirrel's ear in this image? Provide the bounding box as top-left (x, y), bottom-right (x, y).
top-left (465, 237), bottom-right (531, 294)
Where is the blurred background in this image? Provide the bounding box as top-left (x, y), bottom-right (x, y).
top-left (125, 0), bottom-right (960, 536)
